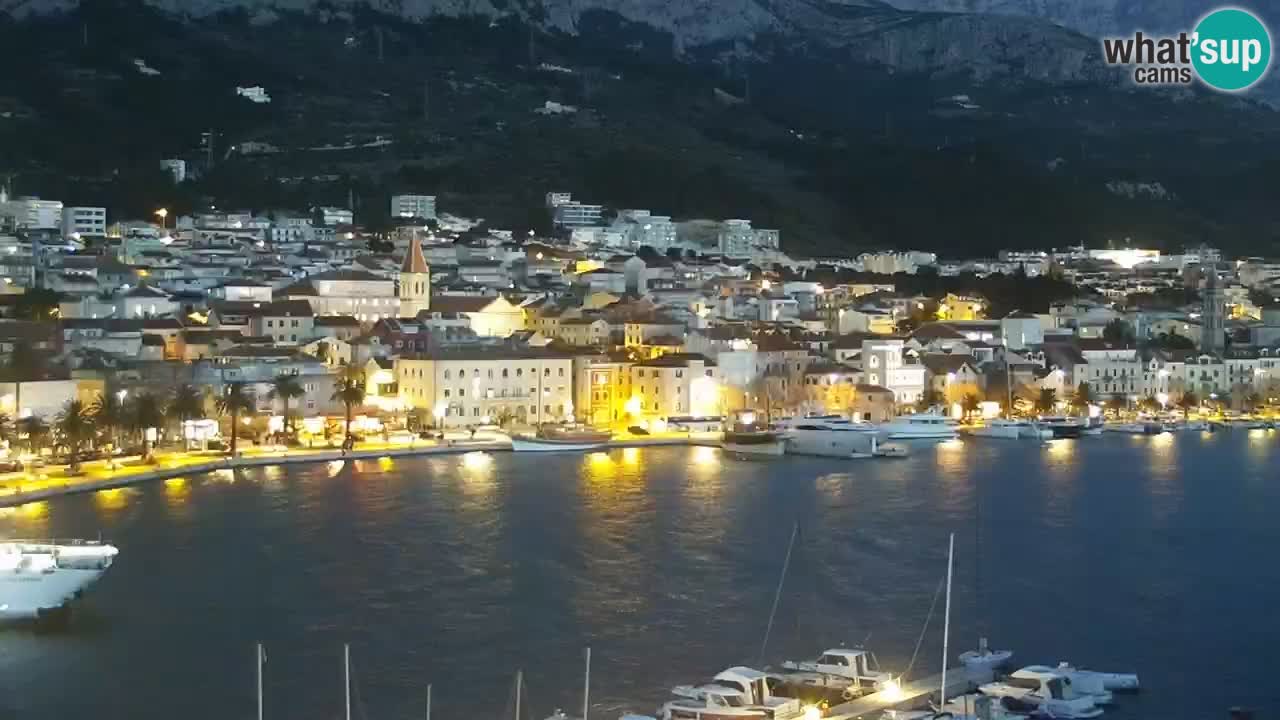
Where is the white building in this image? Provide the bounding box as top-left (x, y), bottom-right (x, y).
top-left (160, 158), bottom-right (187, 183)
top-left (718, 219), bottom-right (755, 258)
top-left (1, 197), bottom-right (63, 229)
top-left (859, 251), bottom-right (937, 275)
top-left (395, 349), bottom-right (575, 428)
top-left (861, 338), bottom-right (926, 405)
top-left (318, 207), bottom-right (354, 226)
top-left (62, 206), bottom-right (107, 238)
top-left (553, 202), bottom-right (604, 229)
top-left (391, 195), bottom-right (437, 220)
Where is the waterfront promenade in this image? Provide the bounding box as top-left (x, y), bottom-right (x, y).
top-left (0, 431), bottom-right (719, 508)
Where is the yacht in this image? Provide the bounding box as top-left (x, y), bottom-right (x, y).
top-left (775, 416), bottom-right (880, 458)
top-left (877, 413), bottom-right (958, 441)
top-left (967, 419), bottom-right (1050, 440)
top-left (1037, 416), bottom-right (1085, 439)
top-left (0, 540), bottom-right (119, 620)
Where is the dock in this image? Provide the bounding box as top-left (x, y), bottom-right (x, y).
top-left (825, 667), bottom-right (993, 719)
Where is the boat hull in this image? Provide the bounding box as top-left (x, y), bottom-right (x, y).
top-left (784, 430), bottom-right (878, 459)
top-left (721, 440), bottom-right (786, 458)
top-left (0, 567), bottom-right (108, 620)
top-left (511, 438), bottom-right (609, 452)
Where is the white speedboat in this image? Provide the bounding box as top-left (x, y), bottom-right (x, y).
top-left (877, 413), bottom-right (958, 441)
top-left (1040, 662), bottom-right (1139, 693)
top-left (979, 667), bottom-right (1103, 718)
top-left (0, 540), bottom-right (119, 620)
top-left (778, 416), bottom-right (880, 458)
top-left (685, 667), bottom-right (803, 719)
top-left (658, 684), bottom-right (774, 720)
top-left (968, 420), bottom-right (1049, 440)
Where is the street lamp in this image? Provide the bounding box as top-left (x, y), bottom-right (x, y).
top-left (154, 208), bottom-right (169, 229)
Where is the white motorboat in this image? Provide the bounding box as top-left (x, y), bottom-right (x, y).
top-left (968, 420), bottom-right (1049, 440)
top-left (0, 540), bottom-right (119, 620)
top-left (881, 694), bottom-right (1040, 720)
top-left (877, 413), bottom-right (958, 441)
top-left (958, 638), bottom-right (1014, 673)
top-left (1041, 662), bottom-right (1139, 693)
top-left (659, 684), bottom-right (775, 720)
top-left (777, 416), bottom-right (880, 458)
top-left (777, 648), bottom-right (894, 697)
top-left (979, 667), bottom-right (1103, 718)
top-left (688, 667), bottom-right (804, 719)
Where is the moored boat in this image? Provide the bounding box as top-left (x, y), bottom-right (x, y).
top-left (511, 425), bottom-right (613, 452)
top-left (777, 416), bottom-right (879, 458)
top-left (979, 667), bottom-right (1103, 718)
top-left (968, 420), bottom-right (1049, 440)
top-left (877, 413), bottom-right (958, 441)
top-left (1037, 416), bottom-right (1085, 439)
top-left (0, 540), bottom-right (119, 621)
top-left (721, 425), bottom-right (786, 458)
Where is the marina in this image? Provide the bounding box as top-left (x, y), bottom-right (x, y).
top-left (0, 434), bottom-right (1276, 719)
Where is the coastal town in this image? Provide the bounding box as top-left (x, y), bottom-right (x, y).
top-left (0, 183), bottom-right (1278, 487)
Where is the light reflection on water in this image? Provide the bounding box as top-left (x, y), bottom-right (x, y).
top-left (0, 435), bottom-right (1276, 720)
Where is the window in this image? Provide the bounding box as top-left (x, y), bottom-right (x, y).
top-left (676, 370), bottom-right (683, 378)
top-left (444, 370), bottom-right (451, 379)
top-left (545, 405), bottom-right (552, 415)
top-left (545, 368), bottom-right (551, 376)
top-left (558, 368), bottom-right (565, 377)
top-left (488, 369), bottom-right (494, 379)
top-left (473, 407), bottom-right (481, 417)
top-left (517, 368), bottom-right (523, 377)
top-left (444, 389), bottom-right (451, 398)
top-left (503, 369), bottom-right (509, 378)
top-left (473, 369), bottom-right (480, 377)
top-left (530, 405), bottom-right (538, 414)
top-left (459, 389), bottom-right (466, 398)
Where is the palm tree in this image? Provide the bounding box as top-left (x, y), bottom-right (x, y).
top-left (89, 391), bottom-right (125, 451)
top-left (1243, 392), bottom-right (1263, 414)
top-left (269, 374), bottom-right (305, 439)
top-left (1072, 382), bottom-right (1094, 412)
top-left (1036, 388), bottom-right (1057, 415)
top-left (961, 393), bottom-right (981, 421)
top-left (128, 392), bottom-right (166, 460)
top-left (56, 399), bottom-right (94, 473)
top-left (332, 375), bottom-right (366, 448)
top-left (1177, 391), bottom-right (1200, 419)
top-left (18, 416), bottom-right (50, 456)
top-left (214, 383), bottom-right (255, 456)
top-left (167, 384), bottom-right (204, 437)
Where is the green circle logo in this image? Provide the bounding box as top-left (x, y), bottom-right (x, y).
top-left (1192, 8), bottom-right (1272, 91)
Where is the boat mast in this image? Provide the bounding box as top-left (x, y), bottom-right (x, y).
top-left (940, 533), bottom-right (955, 709)
top-left (515, 669), bottom-right (523, 720)
top-left (582, 647), bottom-right (591, 720)
top-left (758, 521), bottom-right (800, 665)
top-left (427, 683), bottom-right (432, 720)
top-left (344, 643), bottom-right (351, 720)
top-left (256, 642), bottom-right (264, 720)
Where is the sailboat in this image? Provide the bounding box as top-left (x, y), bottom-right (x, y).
top-left (545, 648), bottom-right (592, 720)
top-left (958, 467), bottom-right (1014, 674)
